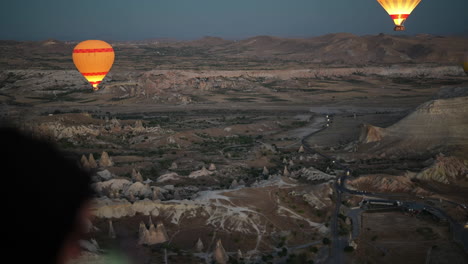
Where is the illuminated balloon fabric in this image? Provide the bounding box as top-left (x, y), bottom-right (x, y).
top-left (377, 0), bottom-right (421, 31)
top-left (72, 40), bottom-right (115, 90)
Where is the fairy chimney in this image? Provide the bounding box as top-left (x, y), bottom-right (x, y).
top-left (230, 179), bottom-right (239, 189)
top-left (209, 163), bottom-right (217, 171)
top-left (262, 166), bottom-right (269, 176)
top-left (153, 222), bottom-right (169, 244)
top-left (195, 238), bottom-right (204, 252)
top-left (170, 162), bottom-right (178, 170)
top-left (132, 168), bottom-right (144, 182)
top-left (214, 239), bottom-right (229, 264)
top-left (88, 154), bottom-right (98, 168)
top-left (81, 155), bottom-right (90, 169)
top-left (99, 151), bottom-right (114, 167)
top-left (138, 222), bottom-right (149, 245)
top-left (283, 166), bottom-right (290, 176)
top-left (298, 145), bottom-right (305, 153)
top-left (108, 220), bottom-right (116, 239)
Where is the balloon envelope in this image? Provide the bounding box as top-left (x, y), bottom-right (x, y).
top-left (377, 0), bottom-right (421, 30)
top-left (72, 40), bottom-right (115, 90)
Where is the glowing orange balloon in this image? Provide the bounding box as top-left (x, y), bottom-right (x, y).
top-left (377, 0), bottom-right (422, 31)
top-left (72, 40), bottom-right (115, 91)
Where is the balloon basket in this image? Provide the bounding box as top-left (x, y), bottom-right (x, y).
top-left (394, 26), bottom-right (405, 31)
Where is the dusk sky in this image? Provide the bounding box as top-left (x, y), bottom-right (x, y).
top-left (1, 0), bottom-right (467, 41)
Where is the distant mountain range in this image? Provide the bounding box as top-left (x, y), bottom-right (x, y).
top-left (1, 33), bottom-right (467, 70)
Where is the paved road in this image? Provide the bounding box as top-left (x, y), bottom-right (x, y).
top-left (299, 114), bottom-right (468, 263)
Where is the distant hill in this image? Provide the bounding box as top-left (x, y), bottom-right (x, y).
top-left (359, 87), bottom-right (468, 155)
top-left (0, 34), bottom-right (467, 70)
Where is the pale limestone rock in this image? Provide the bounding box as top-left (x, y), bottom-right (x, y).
top-left (157, 172), bottom-right (181, 183)
top-left (167, 136), bottom-right (176, 144)
top-left (79, 239), bottom-right (99, 253)
top-left (289, 160), bottom-right (294, 167)
top-left (298, 145), bottom-right (305, 153)
top-left (124, 182), bottom-right (152, 198)
top-left (283, 166), bottom-right (290, 176)
top-left (132, 199), bottom-right (159, 216)
top-left (132, 168), bottom-right (144, 182)
top-left (81, 155), bottom-right (90, 169)
top-left (138, 222), bottom-right (149, 245)
top-left (209, 163), bottom-right (217, 171)
top-left (96, 169), bottom-right (114, 181)
top-left (88, 154), bottom-right (98, 168)
top-left (188, 166), bottom-right (213, 179)
top-left (237, 249), bottom-right (243, 260)
top-left (134, 120), bottom-right (145, 133)
top-left (195, 238), bottom-right (204, 252)
top-left (170, 162), bottom-right (178, 170)
top-left (108, 220), bottom-right (116, 239)
top-left (154, 222), bottom-right (169, 244)
top-left (262, 166), bottom-right (269, 176)
top-left (128, 192), bottom-right (136, 203)
top-left (214, 239), bottom-right (228, 264)
top-left (230, 179), bottom-right (239, 189)
top-left (99, 151), bottom-right (113, 167)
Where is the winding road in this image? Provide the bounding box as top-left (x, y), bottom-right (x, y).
top-left (298, 114), bottom-right (468, 263)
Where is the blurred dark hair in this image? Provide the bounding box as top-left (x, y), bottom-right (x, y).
top-left (1, 126), bottom-right (93, 263)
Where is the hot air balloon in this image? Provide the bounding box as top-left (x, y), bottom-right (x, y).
top-left (377, 0), bottom-right (421, 31)
top-left (72, 40), bottom-right (115, 91)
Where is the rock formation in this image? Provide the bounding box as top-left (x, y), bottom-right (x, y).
top-left (81, 155), bottom-right (90, 169)
top-left (283, 166), bottom-right (290, 176)
top-left (413, 155), bottom-right (468, 184)
top-left (209, 163), bottom-right (217, 171)
top-left (230, 179), bottom-right (239, 189)
top-left (169, 162), bottom-right (178, 170)
top-left (359, 124), bottom-right (385, 143)
top-left (167, 136), bottom-right (176, 144)
top-left (138, 221), bottom-right (149, 245)
top-left (359, 95), bottom-right (468, 154)
top-left (214, 239), bottom-right (229, 264)
top-left (195, 238), bottom-right (204, 252)
top-left (154, 222), bottom-right (169, 244)
top-left (348, 174), bottom-right (430, 194)
top-left (188, 166), bottom-right (213, 179)
top-left (237, 249), bottom-right (243, 260)
top-left (298, 145), bottom-right (304, 153)
top-left (79, 239), bottom-right (99, 253)
top-left (88, 154), bottom-right (98, 168)
top-left (293, 167), bottom-right (335, 182)
top-left (157, 172), bottom-right (181, 183)
top-left (262, 166), bottom-right (269, 176)
top-left (108, 220), bottom-right (116, 239)
top-left (99, 151), bottom-right (114, 167)
top-left (138, 218), bottom-right (169, 245)
top-left (132, 168), bottom-right (144, 182)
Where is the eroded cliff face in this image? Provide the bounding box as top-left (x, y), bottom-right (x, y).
top-left (358, 95), bottom-right (468, 154)
top-left (359, 124), bottom-right (385, 143)
top-left (348, 174), bottom-right (431, 195)
top-left (414, 155), bottom-right (468, 184)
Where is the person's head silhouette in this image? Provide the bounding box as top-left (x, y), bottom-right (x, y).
top-left (1, 126), bottom-right (93, 264)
